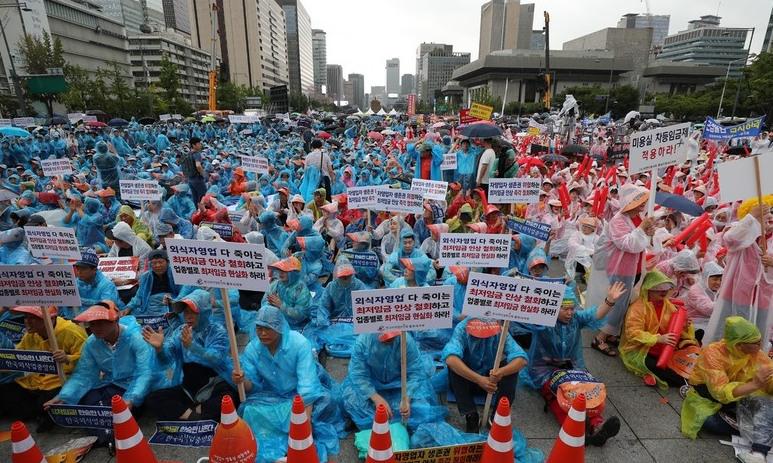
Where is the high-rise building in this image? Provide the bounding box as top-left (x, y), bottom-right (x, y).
top-left (764, 6), bottom-right (773, 53)
top-left (343, 79), bottom-right (354, 105)
top-left (478, 0), bottom-right (534, 57)
top-left (277, 0), bottom-right (314, 95)
top-left (417, 44), bottom-right (470, 103)
top-left (416, 43), bottom-right (451, 100)
top-left (312, 29), bottom-right (327, 93)
top-left (657, 15), bottom-right (751, 72)
top-left (385, 58), bottom-right (400, 95)
top-left (189, 0), bottom-right (289, 90)
top-left (326, 64), bottom-right (343, 103)
top-left (563, 27), bottom-right (653, 71)
top-left (530, 30), bottom-right (545, 50)
top-left (370, 85), bottom-right (386, 104)
top-left (101, 0), bottom-right (166, 34)
top-left (618, 13), bottom-right (671, 52)
top-left (162, 0), bottom-right (191, 35)
top-left (400, 73), bottom-right (415, 96)
top-left (348, 73), bottom-right (365, 110)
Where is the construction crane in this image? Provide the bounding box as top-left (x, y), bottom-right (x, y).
top-left (208, 2), bottom-right (219, 111)
top-left (543, 11), bottom-right (551, 109)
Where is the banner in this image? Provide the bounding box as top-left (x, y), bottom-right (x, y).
top-left (0, 349), bottom-right (57, 374)
top-left (40, 158), bottom-right (73, 177)
top-left (628, 122), bottom-right (690, 175)
top-left (228, 114), bottom-right (258, 124)
top-left (347, 186), bottom-right (380, 209)
top-left (159, 114), bottom-right (171, 121)
top-left (440, 152), bottom-right (457, 171)
top-left (703, 116), bottom-right (765, 141)
top-left (97, 256), bottom-right (139, 280)
top-left (411, 179), bottom-right (448, 201)
top-left (717, 152), bottom-right (773, 203)
top-left (119, 180), bottom-right (163, 201)
top-left (340, 250), bottom-right (379, 269)
top-left (375, 188), bottom-right (424, 214)
top-left (166, 239), bottom-right (269, 291)
top-left (487, 178), bottom-right (541, 204)
top-left (200, 222), bottom-right (234, 240)
top-left (239, 155), bottom-right (269, 174)
top-left (438, 233), bottom-right (510, 268)
top-left (506, 217), bottom-right (552, 242)
top-left (528, 119), bottom-right (547, 134)
top-left (459, 109), bottom-right (480, 125)
top-left (462, 272), bottom-right (565, 327)
top-left (24, 225), bottom-right (81, 260)
top-left (469, 103), bottom-right (493, 120)
top-left (0, 319), bottom-right (25, 343)
top-left (48, 404), bottom-right (112, 429)
top-left (12, 117), bottom-right (35, 127)
top-left (134, 315), bottom-right (170, 332)
top-left (0, 118), bottom-right (12, 127)
top-left (0, 265), bottom-right (81, 307)
top-left (394, 442), bottom-right (485, 462)
top-left (82, 115), bottom-right (97, 123)
top-left (352, 286), bottom-right (454, 334)
top-left (149, 420), bottom-right (216, 447)
top-left (407, 94), bottom-right (416, 116)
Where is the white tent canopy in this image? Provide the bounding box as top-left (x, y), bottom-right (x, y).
top-left (377, 108), bottom-right (387, 115)
top-left (388, 109), bottom-right (398, 115)
top-left (364, 108), bottom-right (375, 115)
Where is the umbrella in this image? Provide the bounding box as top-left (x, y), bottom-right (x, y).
top-left (138, 117), bottom-right (156, 124)
top-left (367, 131), bottom-right (384, 141)
top-left (561, 144), bottom-right (589, 155)
top-left (0, 189), bottom-right (18, 201)
top-left (201, 115), bottom-right (216, 123)
top-left (108, 118), bottom-right (129, 127)
top-left (381, 129), bottom-right (396, 135)
top-left (655, 192), bottom-right (704, 217)
top-left (541, 153), bottom-right (570, 163)
top-left (317, 131), bottom-right (331, 139)
top-left (0, 126), bottom-right (31, 138)
top-left (623, 111), bottom-right (640, 124)
top-left (459, 122), bottom-right (502, 138)
top-left (86, 121), bottom-right (107, 128)
top-left (47, 116), bottom-right (69, 126)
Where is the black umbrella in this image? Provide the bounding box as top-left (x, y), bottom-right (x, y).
top-left (655, 192), bottom-right (704, 217)
top-left (138, 117), bottom-right (156, 125)
top-left (725, 146), bottom-right (749, 156)
top-left (108, 118), bottom-right (129, 127)
top-left (47, 116), bottom-right (68, 126)
top-left (541, 153), bottom-right (570, 163)
top-left (459, 122), bottom-right (502, 138)
top-left (561, 144), bottom-right (589, 155)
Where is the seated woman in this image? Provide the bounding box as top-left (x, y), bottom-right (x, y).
top-left (233, 307), bottom-right (344, 463)
top-left (685, 262), bottom-right (723, 341)
top-left (122, 249), bottom-right (180, 317)
top-left (620, 270), bottom-right (699, 388)
top-left (261, 256), bottom-right (311, 330)
top-left (655, 249), bottom-right (701, 300)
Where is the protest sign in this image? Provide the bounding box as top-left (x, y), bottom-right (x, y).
top-left (0, 349), bottom-right (57, 374)
top-left (149, 420), bottom-right (216, 447)
top-left (0, 118), bottom-right (12, 127)
top-left (98, 256), bottom-right (139, 280)
top-left (487, 178), bottom-right (541, 204)
top-left (239, 155), bottom-right (269, 174)
top-left (462, 272), bottom-right (566, 327)
top-left (375, 188), bottom-right (424, 214)
top-left (340, 250), bottom-right (380, 269)
top-left (66, 113), bottom-right (84, 124)
top-left (159, 114), bottom-right (171, 121)
top-left (438, 233), bottom-right (510, 268)
top-left (200, 222), bottom-right (234, 240)
top-left (228, 114), bottom-right (258, 124)
top-left (0, 265), bottom-right (81, 307)
top-left (351, 286), bottom-right (454, 334)
top-left (717, 152), bottom-right (773, 203)
top-left (12, 117), bottom-right (35, 127)
top-left (40, 158), bottom-right (73, 177)
top-left (528, 119), bottom-right (547, 135)
top-left (394, 442), bottom-right (485, 463)
top-left (459, 109), bottom-right (480, 125)
top-left (411, 178), bottom-right (448, 201)
top-left (628, 122), bottom-right (690, 175)
top-left (134, 315), bottom-right (170, 332)
top-left (82, 115), bottom-right (97, 123)
top-left (440, 152), bottom-right (457, 170)
top-left (24, 226), bottom-right (81, 260)
top-left (469, 103), bottom-right (494, 120)
top-left (703, 116), bottom-right (765, 141)
top-left (506, 217), bottom-right (552, 242)
top-left (166, 239), bottom-right (269, 291)
top-left (347, 186), bottom-right (380, 209)
top-left (119, 179), bottom-right (163, 201)
top-left (0, 319), bottom-right (25, 343)
top-left (48, 404), bottom-right (112, 429)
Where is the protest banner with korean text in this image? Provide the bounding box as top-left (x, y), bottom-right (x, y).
top-left (47, 404), bottom-right (112, 429)
top-left (0, 319), bottom-right (25, 343)
top-left (166, 239), bottom-right (268, 291)
top-left (119, 179), bottom-right (163, 201)
top-left (438, 233), bottom-right (510, 268)
top-left (487, 178), bottom-right (541, 204)
top-left (462, 272), bottom-right (565, 327)
top-left (200, 222), bottom-right (234, 240)
top-left (340, 250), bottom-right (380, 269)
top-left (411, 178), bottom-right (448, 201)
top-left (134, 315), bottom-right (169, 332)
top-left (97, 256), bottom-right (139, 280)
top-left (374, 188), bottom-right (424, 214)
top-left (24, 225), bottom-right (81, 260)
top-left (0, 264), bottom-right (81, 307)
top-left (347, 185), bottom-right (380, 209)
top-left (239, 155), bottom-right (269, 174)
top-left (352, 286), bottom-right (454, 334)
top-left (394, 442), bottom-right (485, 463)
top-left (628, 122), bottom-right (690, 175)
top-left (506, 217), bottom-right (552, 242)
top-left (0, 349), bottom-right (57, 374)
top-left (440, 152), bottom-right (457, 170)
top-left (703, 116), bottom-right (765, 141)
top-left (40, 158), bottom-right (73, 177)
top-left (469, 103), bottom-right (493, 120)
top-left (149, 420), bottom-right (216, 447)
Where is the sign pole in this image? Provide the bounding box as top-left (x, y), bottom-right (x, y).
top-left (754, 157), bottom-right (767, 253)
top-left (400, 331), bottom-right (408, 424)
top-left (647, 167), bottom-right (657, 216)
top-left (480, 320), bottom-right (510, 429)
top-left (220, 288), bottom-right (246, 402)
top-left (41, 309), bottom-right (66, 383)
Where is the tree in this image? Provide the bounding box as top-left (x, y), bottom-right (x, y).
top-left (743, 52), bottom-right (773, 121)
top-left (217, 81), bottom-right (248, 111)
top-left (107, 64), bottom-right (132, 117)
top-left (158, 54), bottom-right (181, 108)
top-left (60, 65), bottom-right (91, 111)
top-left (17, 32), bottom-right (67, 116)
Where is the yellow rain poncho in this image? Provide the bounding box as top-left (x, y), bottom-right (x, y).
top-left (116, 205), bottom-right (152, 246)
top-left (681, 317), bottom-right (773, 439)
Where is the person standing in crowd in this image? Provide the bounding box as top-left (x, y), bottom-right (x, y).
top-left (181, 137), bottom-right (207, 205)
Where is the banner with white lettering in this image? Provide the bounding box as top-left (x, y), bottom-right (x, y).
top-left (438, 233), bottom-right (510, 268)
top-left (239, 155), bottom-right (269, 175)
top-left (40, 158), bottom-right (73, 177)
top-left (149, 420), bottom-right (216, 447)
top-left (703, 115), bottom-right (765, 141)
top-left (628, 122), bottom-right (690, 175)
top-left (97, 256), bottom-right (139, 280)
top-left (487, 178), bottom-right (541, 204)
top-left (134, 315), bottom-right (170, 332)
top-left (346, 186), bottom-right (380, 209)
top-left (352, 286), bottom-right (454, 334)
top-left (0, 319), bottom-right (25, 343)
top-left (0, 349), bottom-right (57, 374)
top-left (24, 225), bottom-right (81, 260)
top-left (506, 217), bottom-right (552, 242)
top-left (48, 404), bottom-right (112, 429)
top-left (440, 152), bottom-right (457, 171)
top-left (119, 180), bottom-right (163, 201)
top-left (0, 265), bottom-right (81, 307)
top-left (374, 188), bottom-right (424, 214)
top-left (12, 117), bottom-right (35, 127)
top-left (411, 179), bottom-right (448, 201)
top-left (340, 250), bottom-right (379, 269)
top-left (166, 239), bottom-right (268, 291)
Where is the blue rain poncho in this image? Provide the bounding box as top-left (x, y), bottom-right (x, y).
top-left (167, 186), bottom-right (196, 219)
top-left (412, 143), bottom-right (444, 182)
top-left (73, 270), bottom-right (122, 318)
top-left (281, 214), bottom-right (319, 256)
top-left (66, 197), bottom-right (107, 250)
top-left (59, 324), bottom-right (155, 406)
top-left (158, 207), bottom-right (194, 239)
top-left (239, 307), bottom-right (344, 463)
top-left (383, 229), bottom-right (426, 286)
top-left (442, 274), bottom-right (467, 323)
top-left (316, 260), bottom-right (366, 327)
top-left (508, 234), bottom-right (537, 275)
top-left (342, 248), bottom-right (381, 289)
top-left (0, 228), bottom-right (34, 264)
top-left (123, 265), bottom-right (180, 316)
top-left (261, 268), bottom-right (311, 330)
top-left (442, 318), bottom-right (528, 376)
top-left (258, 211), bottom-right (288, 256)
top-left (341, 332), bottom-right (446, 431)
top-left (93, 142), bottom-right (120, 190)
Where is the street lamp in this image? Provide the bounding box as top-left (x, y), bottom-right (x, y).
top-left (0, 1), bottom-right (31, 116)
top-left (716, 27), bottom-right (755, 119)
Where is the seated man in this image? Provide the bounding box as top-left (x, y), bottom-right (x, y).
top-left (443, 318), bottom-right (528, 433)
top-left (343, 231), bottom-right (380, 289)
top-left (0, 306), bottom-right (87, 431)
top-left (72, 248), bottom-right (121, 319)
top-left (316, 258), bottom-right (366, 327)
top-left (122, 249), bottom-right (180, 317)
top-left (261, 256), bottom-right (311, 330)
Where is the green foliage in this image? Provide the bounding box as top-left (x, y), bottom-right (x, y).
top-left (743, 52), bottom-right (773, 121)
top-left (217, 81), bottom-right (249, 112)
top-left (158, 54), bottom-right (180, 104)
top-left (471, 88), bottom-right (502, 113)
top-left (16, 33), bottom-right (67, 116)
top-left (504, 101), bottom-right (546, 115)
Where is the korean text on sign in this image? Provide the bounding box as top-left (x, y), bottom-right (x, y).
top-left (239, 155), bottom-right (269, 174)
top-left (487, 178), bottom-right (541, 204)
top-left (0, 349), bottom-right (58, 374)
top-left (47, 405), bottom-right (112, 429)
top-left (351, 286), bottom-right (454, 334)
top-left (411, 178), bottom-right (448, 201)
top-left (341, 250), bottom-right (379, 269)
top-left (375, 188), bottom-right (424, 214)
top-left (0, 264), bottom-right (81, 307)
top-left (98, 256), bottom-right (139, 280)
top-left (166, 238), bottom-right (268, 291)
top-left (395, 442), bottom-right (485, 463)
top-left (24, 225), bottom-right (81, 260)
top-left (149, 420), bottom-right (216, 448)
top-left (438, 233), bottom-right (510, 268)
top-left (440, 153), bottom-right (457, 171)
top-left (628, 122), bottom-right (690, 175)
top-left (40, 158), bottom-right (73, 177)
top-left (506, 218), bottom-right (551, 242)
top-left (347, 186), bottom-right (380, 209)
top-left (462, 272), bottom-right (565, 327)
top-left (119, 180), bottom-right (163, 201)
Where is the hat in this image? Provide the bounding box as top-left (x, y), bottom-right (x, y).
top-left (528, 255), bottom-right (547, 270)
top-left (484, 204), bottom-right (500, 216)
top-left (172, 298), bottom-right (200, 313)
top-left (448, 182), bottom-right (462, 192)
top-left (334, 261), bottom-right (355, 278)
top-left (579, 217), bottom-right (597, 228)
top-left (270, 256), bottom-right (301, 272)
top-left (542, 178), bottom-right (553, 185)
top-left (75, 248), bottom-right (99, 268)
top-left (465, 319), bottom-right (501, 338)
top-left (97, 187), bottom-right (116, 198)
top-left (254, 305), bottom-right (285, 332)
top-left (26, 214), bottom-right (46, 226)
top-left (291, 194), bottom-right (305, 204)
top-left (148, 249), bottom-right (168, 261)
top-left (619, 184), bottom-right (649, 213)
top-left (11, 305), bottom-right (57, 318)
top-left (378, 330), bottom-right (401, 342)
top-left (548, 199), bottom-right (562, 208)
top-left (459, 203), bottom-right (473, 216)
top-left (74, 305), bottom-right (119, 323)
top-left (0, 227), bottom-right (24, 244)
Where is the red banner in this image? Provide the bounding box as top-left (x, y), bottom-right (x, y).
top-left (459, 109), bottom-right (480, 125)
top-left (407, 94), bottom-right (416, 116)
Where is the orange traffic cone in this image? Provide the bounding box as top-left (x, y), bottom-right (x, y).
top-left (287, 395), bottom-right (319, 463)
top-left (480, 397), bottom-right (513, 462)
top-left (209, 395), bottom-right (257, 463)
top-left (10, 421), bottom-right (45, 463)
top-left (112, 395), bottom-right (158, 463)
top-left (365, 404), bottom-right (395, 463)
top-left (546, 393), bottom-right (587, 463)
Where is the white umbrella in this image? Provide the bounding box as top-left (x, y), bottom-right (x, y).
top-left (381, 129), bottom-right (396, 135)
top-left (624, 111), bottom-right (640, 124)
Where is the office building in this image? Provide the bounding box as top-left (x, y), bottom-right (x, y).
top-left (101, 0), bottom-right (166, 34)
top-left (343, 79), bottom-right (354, 106)
top-left (189, 0), bottom-right (288, 90)
top-left (530, 30), bottom-right (545, 50)
top-left (415, 43), bottom-right (450, 100)
top-left (478, 0), bottom-right (534, 57)
top-left (618, 13), bottom-right (670, 52)
top-left (657, 15), bottom-right (751, 71)
top-left (312, 29), bottom-right (327, 93)
top-left (764, 6), bottom-right (772, 53)
top-left (563, 27), bottom-right (653, 71)
top-left (370, 85), bottom-right (386, 104)
top-left (162, 0), bottom-right (191, 35)
top-left (348, 73), bottom-right (365, 109)
top-left (326, 64), bottom-right (343, 103)
top-left (277, 0), bottom-right (314, 95)
top-left (400, 73), bottom-right (415, 96)
top-left (385, 58), bottom-right (400, 95)
top-left (417, 44), bottom-right (470, 103)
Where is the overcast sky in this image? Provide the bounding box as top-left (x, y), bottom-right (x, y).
top-left (303, 0), bottom-right (771, 91)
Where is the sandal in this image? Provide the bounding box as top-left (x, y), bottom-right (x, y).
top-left (606, 335), bottom-right (620, 346)
top-left (591, 337), bottom-right (618, 357)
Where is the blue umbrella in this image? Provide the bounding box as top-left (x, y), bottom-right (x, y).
top-left (655, 191), bottom-right (704, 217)
top-left (0, 126), bottom-right (31, 138)
top-left (108, 118), bottom-right (129, 127)
top-left (459, 122), bottom-right (502, 138)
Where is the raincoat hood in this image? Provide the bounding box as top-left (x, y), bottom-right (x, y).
top-left (640, 270), bottom-right (675, 301)
top-left (723, 316), bottom-right (761, 348)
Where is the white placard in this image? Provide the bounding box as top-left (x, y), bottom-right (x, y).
top-left (717, 153), bottom-right (773, 203)
top-left (488, 178), bottom-right (541, 204)
top-left (462, 272), bottom-right (565, 327)
top-left (411, 178), bottom-right (448, 201)
top-left (0, 118), bottom-right (12, 127)
top-left (351, 286), bottom-right (454, 333)
top-left (239, 155), bottom-right (269, 175)
top-left (628, 122), bottom-right (691, 175)
top-left (438, 233), bottom-right (510, 268)
top-left (440, 152), bottom-right (457, 170)
top-left (119, 180), bottom-right (163, 201)
top-left (374, 188), bottom-right (424, 214)
top-left (172, 114), bottom-right (183, 120)
top-left (83, 115), bottom-right (97, 123)
top-left (0, 264), bottom-right (81, 307)
top-left (67, 113), bottom-right (85, 124)
top-left (24, 226), bottom-right (80, 260)
top-left (228, 114), bottom-right (258, 124)
top-left (40, 158), bottom-right (73, 177)
top-left (12, 117), bottom-right (35, 127)
top-left (166, 239), bottom-right (269, 291)
top-left (347, 186), bottom-right (380, 209)
top-left (98, 257), bottom-right (139, 281)
top-left (159, 114), bottom-right (171, 121)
